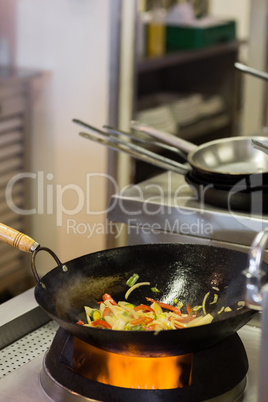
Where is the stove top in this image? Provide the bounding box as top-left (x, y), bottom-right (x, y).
top-left (0, 319), bottom-right (261, 401)
top-left (39, 326), bottom-right (247, 401)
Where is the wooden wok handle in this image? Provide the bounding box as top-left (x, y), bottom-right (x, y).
top-left (0, 223), bottom-right (40, 253)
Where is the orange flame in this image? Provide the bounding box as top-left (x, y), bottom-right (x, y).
top-left (73, 337), bottom-right (192, 389)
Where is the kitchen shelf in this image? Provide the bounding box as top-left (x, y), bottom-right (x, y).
top-left (178, 112), bottom-right (231, 141)
top-left (137, 40), bottom-right (242, 73)
top-left (131, 32), bottom-right (242, 183)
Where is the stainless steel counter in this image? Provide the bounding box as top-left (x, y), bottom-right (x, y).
top-left (108, 171), bottom-right (268, 248)
top-left (0, 287), bottom-right (50, 350)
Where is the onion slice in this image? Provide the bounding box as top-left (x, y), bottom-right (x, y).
top-left (125, 282), bottom-right (150, 300)
top-left (202, 291), bottom-right (210, 315)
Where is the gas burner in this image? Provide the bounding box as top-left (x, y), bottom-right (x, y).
top-left (41, 327), bottom-right (248, 402)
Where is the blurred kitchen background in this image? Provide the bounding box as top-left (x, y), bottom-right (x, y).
top-left (0, 0), bottom-right (267, 302)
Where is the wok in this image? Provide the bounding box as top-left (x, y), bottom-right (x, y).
top-left (75, 121), bottom-right (268, 212)
top-left (130, 122), bottom-right (268, 185)
top-left (0, 223), bottom-right (258, 357)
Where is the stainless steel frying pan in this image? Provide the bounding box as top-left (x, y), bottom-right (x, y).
top-left (75, 119), bottom-right (268, 184)
top-left (130, 122), bottom-right (268, 184)
top-left (75, 120), bottom-right (268, 212)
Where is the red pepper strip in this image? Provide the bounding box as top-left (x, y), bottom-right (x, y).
top-left (186, 304), bottom-right (192, 315)
top-left (102, 307), bottom-right (112, 317)
top-left (130, 317), bottom-right (147, 325)
top-left (145, 297), bottom-right (181, 316)
top-left (134, 304), bottom-right (155, 313)
top-left (76, 319), bottom-right (85, 325)
top-left (130, 316), bottom-right (153, 326)
top-left (102, 293), bottom-right (117, 305)
top-left (144, 317), bottom-right (154, 324)
top-left (91, 319), bottom-right (112, 329)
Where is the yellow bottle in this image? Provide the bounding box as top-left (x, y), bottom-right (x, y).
top-left (147, 7), bottom-right (166, 57)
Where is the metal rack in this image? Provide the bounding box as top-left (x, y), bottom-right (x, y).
top-left (0, 68), bottom-right (39, 299)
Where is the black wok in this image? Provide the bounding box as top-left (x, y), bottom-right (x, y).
top-left (131, 122), bottom-right (268, 185)
top-left (0, 223), bottom-right (258, 357)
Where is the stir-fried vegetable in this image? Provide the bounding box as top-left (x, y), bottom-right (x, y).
top-left (76, 274), bottom-right (244, 331)
top-left (125, 282), bottom-right (150, 300)
top-left (126, 273), bottom-right (140, 287)
top-left (78, 293), bottom-right (214, 331)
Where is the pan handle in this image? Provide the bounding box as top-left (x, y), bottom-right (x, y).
top-left (235, 62), bottom-right (268, 81)
top-left (31, 247), bottom-right (64, 283)
top-left (0, 222), bottom-right (64, 283)
top-left (73, 119), bottom-right (191, 176)
top-left (243, 227), bottom-right (268, 310)
top-left (130, 121), bottom-right (197, 154)
top-left (74, 118), bottom-right (189, 168)
top-left (79, 131), bottom-right (190, 176)
top-left (251, 138), bottom-right (268, 155)
top-left (103, 124), bottom-right (188, 161)
top-left (0, 222), bottom-right (39, 252)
